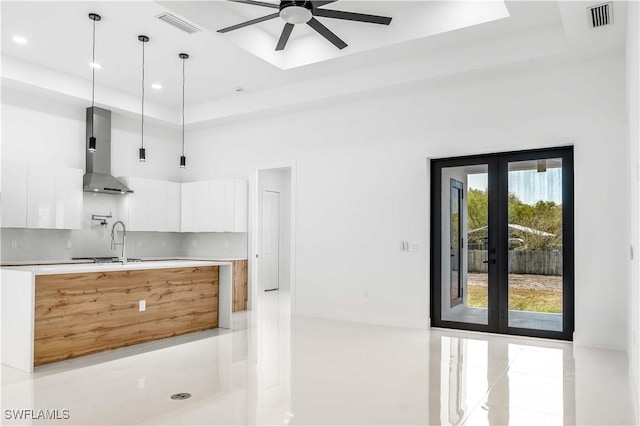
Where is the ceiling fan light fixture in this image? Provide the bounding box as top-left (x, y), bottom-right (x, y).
top-left (279, 1), bottom-right (312, 24)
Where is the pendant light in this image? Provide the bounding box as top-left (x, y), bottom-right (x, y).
top-left (138, 35), bottom-right (149, 162)
top-left (179, 53), bottom-right (189, 169)
top-left (88, 13), bottom-right (101, 153)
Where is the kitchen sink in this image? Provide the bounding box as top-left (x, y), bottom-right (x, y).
top-left (72, 257), bottom-right (142, 263)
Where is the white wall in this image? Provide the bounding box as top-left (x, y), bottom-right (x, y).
top-left (626, 0), bottom-right (640, 420)
top-left (184, 55), bottom-right (628, 347)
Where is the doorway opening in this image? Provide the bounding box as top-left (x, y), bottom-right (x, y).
top-left (430, 147), bottom-right (574, 340)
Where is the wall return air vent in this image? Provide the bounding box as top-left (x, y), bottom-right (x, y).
top-left (588, 2), bottom-right (613, 28)
top-left (156, 13), bottom-right (201, 34)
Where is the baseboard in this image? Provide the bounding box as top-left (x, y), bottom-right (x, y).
top-left (295, 311), bottom-right (431, 330)
top-left (573, 331), bottom-right (627, 351)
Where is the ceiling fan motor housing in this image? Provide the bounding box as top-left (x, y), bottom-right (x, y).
top-left (279, 0), bottom-right (313, 24)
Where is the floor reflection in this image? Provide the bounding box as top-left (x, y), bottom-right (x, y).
top-left (0, 289), bottom-right (635, 425)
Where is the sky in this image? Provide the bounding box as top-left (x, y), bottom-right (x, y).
top-left (467, 168), bottom-right (563, 205)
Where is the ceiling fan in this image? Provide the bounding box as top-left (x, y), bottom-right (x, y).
top-left (218, 0), bottom-right (392, 51)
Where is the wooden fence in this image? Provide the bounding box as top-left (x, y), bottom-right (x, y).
top-left (468, 249), bottom-right (562, 275)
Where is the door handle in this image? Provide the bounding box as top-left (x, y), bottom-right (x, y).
top-left (482, 259), bottom-right (496, 264)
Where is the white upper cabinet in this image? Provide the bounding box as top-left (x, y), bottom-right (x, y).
top-left (207, 180), bottom-right (225, 232)
top-left (165, 182), bottom-right (181, 232)
top-left (119, 177), bottom-right (180, 232)
top-left (55, 168), bottom-right (83, 230)
top-left (1, 160), bottom-right (82, 229)
top-left (1, 161), bottom-right (28, 228)
top-left (27, 162), bottom-right (56, 228)
top-left (180, 179), bottom-right (248, 233)
top-left (180, 182), bottom-right (196, 232)
top-left (225, 179), bottom-right (248, 232)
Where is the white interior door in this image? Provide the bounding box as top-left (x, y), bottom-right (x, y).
top-left (261, 190), bottom-right (280, 291)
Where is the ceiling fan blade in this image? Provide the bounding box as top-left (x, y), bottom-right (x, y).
top-left (314, 9), bottom-right (392, 25)
top-left (227, 0), bottom-right (279, 9)
top-left (218, 13), bottom-right (279, 33)
top-left (276, 23), bottom-right (295, 51)
top-left (307, 17), bottom-right (347, 49)
top-left (310, 0), bottom-right (338, 6)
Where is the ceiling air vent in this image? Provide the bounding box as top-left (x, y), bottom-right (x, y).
top-left (156, 13), bottom-right (201, 34)
top-left (588, 2), bottom-right (612, 28)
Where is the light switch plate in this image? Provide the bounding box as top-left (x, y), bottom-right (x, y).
top-left (139, 300), bottom-right (146, 312)
top-left (10, 240), bottom-right (17, 249)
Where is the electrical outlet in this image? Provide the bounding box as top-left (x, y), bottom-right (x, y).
top-left (10, 240), bottom-right (17, 249)
top-left (138, 377), bottom-right (146, 389)
top-left (192, 240), bottom-right (197, 247)
top-left (66, 240), bottom-right (72, 249)
top-left (139, 300), bottom-right (146, 312)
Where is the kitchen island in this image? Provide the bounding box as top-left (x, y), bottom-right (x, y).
top-left (1, 260), bottom-right (232, 373)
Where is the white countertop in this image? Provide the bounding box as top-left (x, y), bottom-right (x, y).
top-left (1, 260), bottom-right (232, 276)
top-left (1, 256), bottom-right (248, 267)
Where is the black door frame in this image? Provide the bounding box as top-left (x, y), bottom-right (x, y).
top-left (430, 146), bottom-right (574, 341)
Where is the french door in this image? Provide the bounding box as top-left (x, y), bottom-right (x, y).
top-left (430, 147), bottom-right (574, 340)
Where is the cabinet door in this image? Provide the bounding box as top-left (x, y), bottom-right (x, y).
top-left (147, 180), bottom-right (166, 232)
top-left (126, 177), bottom-right (149, 231)
top-left (208, 180), bottom-right (225, 232)
top-left (180, 182), bottom-right (196, 232)
top-left (233, 179), bottom-right (248, 232)
top-left (1, 160), bottom-right (28, 228)
top-left (55, 168), bottom-right (83, 229)
top-left (223, 179), bottom-right (248, 232)
top-left (27, 162), bottom-right (56, 228)
top-left (166, 182), bottom-right (181, 232)
top-left (193, 181), bottom-right (210, 232)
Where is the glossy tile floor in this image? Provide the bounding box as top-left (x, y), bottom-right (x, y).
top-left (1, 290), bottom-right (636, 425)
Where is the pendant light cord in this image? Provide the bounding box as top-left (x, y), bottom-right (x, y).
top-left (91, 18), bottom-right (96, 109)
top-left (181, 57), bottom-right (185, 157)
top-left (141, 40), bottom-right (145, 150)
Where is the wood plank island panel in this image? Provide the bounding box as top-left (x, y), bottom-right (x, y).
top-left (232, 260), bottom-right (248, 312)
top-left (34, 266), bottom-right (219, 366)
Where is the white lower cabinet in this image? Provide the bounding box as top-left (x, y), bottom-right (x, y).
top-left (1, 160), bottom-right (82, 230)
top-left (119, 177), bottom-right (181, 232)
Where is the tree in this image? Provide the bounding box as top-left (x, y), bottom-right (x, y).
top-left (465, 189), bottom-right (562, 250)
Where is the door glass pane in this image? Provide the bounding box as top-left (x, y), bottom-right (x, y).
top-left (507, 158), bottom-right (563, 332)
top-left (441, 164), bottom-right (489, 325)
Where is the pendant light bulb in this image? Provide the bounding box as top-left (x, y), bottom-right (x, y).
top-left (88, 13), bottom-right (101, 154)
top-left (179, 53), bottom-right (189, 169)
top-left (138, 35), bottom-right (149, 163)
top-left (88, 136), bottom-right (97, 153)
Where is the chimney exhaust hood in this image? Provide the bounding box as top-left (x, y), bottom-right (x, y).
top-left (83, 107), bottom-right (133, 194)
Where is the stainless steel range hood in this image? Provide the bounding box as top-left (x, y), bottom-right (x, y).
top-left (83, 107), bottom-right (133, 194)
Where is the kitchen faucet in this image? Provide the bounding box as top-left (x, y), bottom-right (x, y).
top-left (110, 221), bottom-right (127, 264)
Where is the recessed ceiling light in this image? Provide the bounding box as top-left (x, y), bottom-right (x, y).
top-left (89, 62), bottom-right (102, 69)
top-left (234, 87), bottom-right (245, 92)
top-left (12, 35), bottom-right (28, 44)
top-left (151, 83), bottom-right (162, 90)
